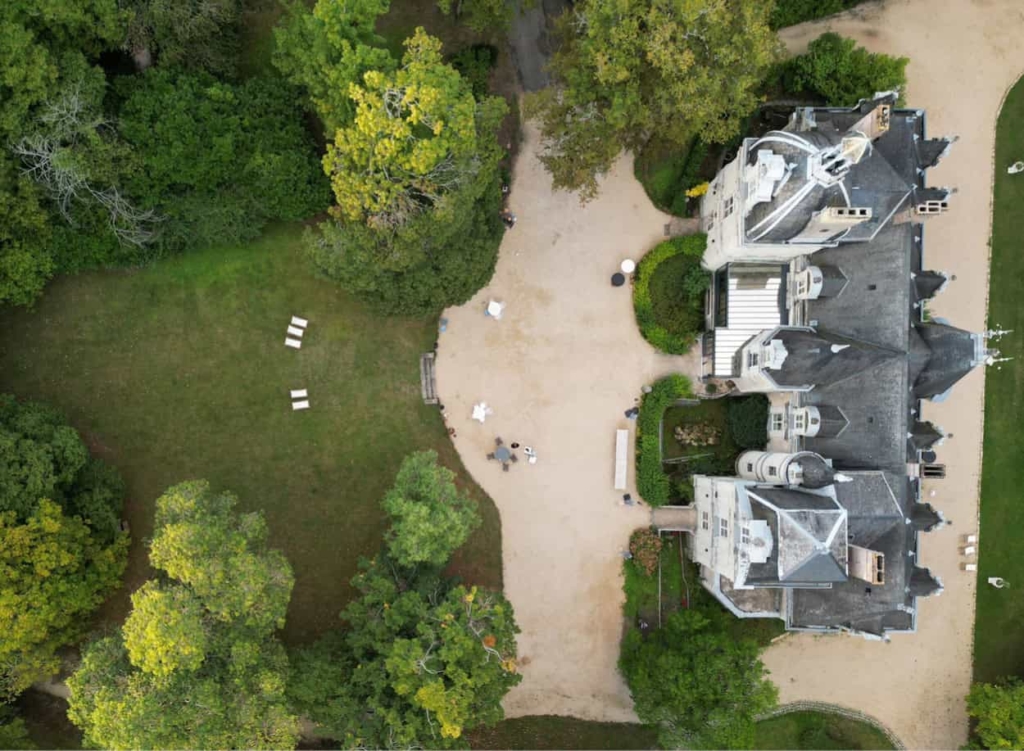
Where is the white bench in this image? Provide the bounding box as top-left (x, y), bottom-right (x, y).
top-left (291, 316), bottom-right (308, 328)
top-left (285, 337), bottom-right (302, 349)
top-left (290, 389), bottom-right (308, 399)
top-left (292, 400), bottom-right (310, 411)
top-left (287, 325), bottom-right (305, 338)
top-left (614, 429), bottom-right (628, 490)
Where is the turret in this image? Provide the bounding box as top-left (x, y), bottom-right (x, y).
top-left (736, 450), bottom-right (845, 489)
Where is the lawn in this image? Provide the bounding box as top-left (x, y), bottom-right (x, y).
top-left (467, 716), bottom-right (659, 750)
top-left (974, 73), bottom-right (1024, 683)
top-left (754, 710), bottom-right (895, 750)
top-left (0, 226), bottom-right (501, 645)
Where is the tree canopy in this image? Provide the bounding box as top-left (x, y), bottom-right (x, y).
top-left (273, 0), bottom-right (394, 133)
top-left (67, 480), bottom-right (299, 751)
top-left (0, 499), bottom-right (127, 700)
top-left (967, 679), bottom-right (1024, 750)
top-left (382, 450), bottom-right (480, 569)
top-left (620, 609), bottom-right (778, 749)
top-left (528, 0), bottom-right (779, 200)
top-left (125, 0), bottom-right (241, 76)
top-left (290, 558), bottom-right (521, 747)
top-left (784, 32), bottom-right (909, 107)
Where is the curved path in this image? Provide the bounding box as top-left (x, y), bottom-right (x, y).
top-left (765, 2), bottom-right (1024, 748)
top-left (436, 123), bottom-right (698, 721)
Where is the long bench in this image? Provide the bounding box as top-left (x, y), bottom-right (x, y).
top-left (420, 353), bottom-right (439, 405)
top-left (614, 429), bottom-right (629, 490)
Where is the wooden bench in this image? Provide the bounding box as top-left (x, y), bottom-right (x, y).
top-left (614, 429), bottom-right (628, 490)
top-left (420, 353), bottom-right (439, 405)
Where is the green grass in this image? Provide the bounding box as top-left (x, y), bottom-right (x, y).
top-left (974, 74), bottom-right (1024, 683)
top-left (0, 226), bottom-right (501, 645)
top-left (467, 716), bottom-right (658, 750)
top-left (634, 136), bottom-right (709, 217)
top-left (753, 710), bottom-right (895, 750)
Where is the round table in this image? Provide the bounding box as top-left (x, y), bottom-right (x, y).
top-left (495, 446), bottom-right (512, 463)
top-left (611, 272), bottom-right (626, 287)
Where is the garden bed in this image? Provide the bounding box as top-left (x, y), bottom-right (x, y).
top-left (633, 235), bottom-right (709, 355)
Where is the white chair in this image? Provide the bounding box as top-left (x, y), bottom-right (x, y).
top-left (964, 533), bottom-right (978, 544)
top-left (287, 325), bottom-right (304, 338)
top-left (528, 456), bottom-right (538, 465)
top-left (290, 389), bottom-right (308, 399)
top-left (962, 563), bottom-right (977, 572)
top-left (285, 337), bottom-right (302, 349)
top-left (291, 316), bottom-right (308, 328)
top-left (292, 400), bottom-right (310, 411)
top-left (962, 546), bottom-right (976, 556)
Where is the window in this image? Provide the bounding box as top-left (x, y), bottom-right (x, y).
top-left (771, 413), bottom-right (784, 432)
top-left (794, 412), bottom-right (806, 431)
top-left (746, 462), bottom-right (753, 472)
top-left (724, 197), bottom-right (735, 217)
top-left (705, 211), bottom-right (717, 232)
top-left (741, 526), bottom-right (751, 545)
top-left (719, 517), bottom-right (729, 538)
top-left (701, 511), bottom-right (710, 531)
top-left (768, 466), bottom-right (777, 477)
top-left (746, 351), bottom-right (759, 368)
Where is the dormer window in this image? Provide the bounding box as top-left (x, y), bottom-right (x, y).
top-left (796, 266), bottom-right (825, 301)
top-left (791, 407), bottom-right (822, 437)
top-left (746, 351), bottom-right (759, 368)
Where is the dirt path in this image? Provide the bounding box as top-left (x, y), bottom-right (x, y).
top-left (765, 2), bottom-right (1024, 748)
top-left (436, 123), bottom-right (699, 721)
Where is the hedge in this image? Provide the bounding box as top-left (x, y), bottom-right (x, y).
top-left (636, 374), bottom-right (693, 507)
top-left (633, 234), bottom-right (708, 355)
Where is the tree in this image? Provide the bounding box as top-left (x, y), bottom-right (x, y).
top-left (289, 558), bottom-right (521, 747)
top-left (67, 480), bottom-right (299, 751)
top-left (0, 500), bottom-right (127, 699)
top-left (382, 450), bottom-right (480, 569)
top-left (325, 29), bottom-right (504, 230)
top-left (620, 609), bottom-right (777, 749)
top-left (273, 0), bottom-right (394, 133)
top-left (148, 480), bottom-right (295, 632)
top-left (0, 393), bottom-right (124, 543)
top-left (784, 33), bottom-right (909, 107)
top-left (437, 0), bottom-right (512, 33)
top-left (125, 0), bottom-right (241, 75)
top-left (0, 705), bottom-right (35, 750)
top-left (527, 0), bottom-right (779, 200)
top-left (967, 679), bottom-right (1024, 750)
top-left (0, 157), bottom-right (55, 307)
top-left (308, 29), bottom-right (508, 314)
top-left (117, 68), bottom-right (329, 252)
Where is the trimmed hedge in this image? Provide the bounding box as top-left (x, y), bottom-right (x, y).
top-left (634, 234), bottom-right (709, 355)
top-left (726, 395), bottom-right (771, 451)
top-left (769, 0), bottom-right (867, 29)
top-left (636, 374), bottom-right (693, 507)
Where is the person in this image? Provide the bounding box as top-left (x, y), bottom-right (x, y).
top-left (448, 427), bottom-right (457, 438)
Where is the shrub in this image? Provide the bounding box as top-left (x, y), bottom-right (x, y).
top-left (636, 137), bottom-right (709, 217)
top-left (448, 45), bottom-right (497, 100)
top-left (629, 528), bottom-right (663, 576)
top-left (726, 395), bottom-right (770, 451)
top-left (784, 33), bottom-right (909, 107)
top-left (636, 375), bottom-right (693, 507)
top-left (634, 235), bottom-right (709, 355)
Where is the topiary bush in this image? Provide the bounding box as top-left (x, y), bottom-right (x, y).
top-left (636, 374), bottom-right (693, 507)
top-left (629, 528), bottom-right (663, 576)
top-left (634, 234), bottom-right (709, 355)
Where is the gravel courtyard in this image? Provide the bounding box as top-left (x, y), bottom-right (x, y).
top-left (436, 123), bottom-right (697, 721)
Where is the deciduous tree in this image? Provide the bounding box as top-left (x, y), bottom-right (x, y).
top-left (289, 558), bottom-right (520, 747)
top-left (273, 0), bottom-right (393, 133)
top-left (0, 500), bottom-right (127, 699)
top-left (67, 480), bottom-right (299, 751)
top-left (437, 0), bottom-right (513, 33)
top-left (125, 0), bottom-right (240, 75)
top-left (382, 450), bottom-right (480, 569)
top-left (620, 609), bottom-right (777, 749)
top-left (967, 679), bottom-right (1024, 750)
top-left (528, 0), bottom-right (779, 200)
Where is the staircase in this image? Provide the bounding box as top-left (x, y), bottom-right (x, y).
top-left (420, 353), bottom-right (439, 405)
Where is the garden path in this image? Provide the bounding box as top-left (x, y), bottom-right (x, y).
top-left (765, 1), bottom-right (1024, 747)
top-left (436, 122), bottom-right (700, 721)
